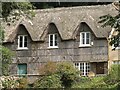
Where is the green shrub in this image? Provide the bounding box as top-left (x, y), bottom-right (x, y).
top-left (34, 61), bottom-right (79, 88)
top-left (39, 61), bottom-right (57, 75)
top-left (104, 65), bottom-right (120, 85)
top-left (1, 46), bottom-right (13, 75)
top-left (1, 76), bottom-right (19, 88)
top-left (34, 74), bottom-right (62, 88)
top-left (56, 62), bottom-right (79, 88)
top-left (17, 77), bottom-right (28, 88)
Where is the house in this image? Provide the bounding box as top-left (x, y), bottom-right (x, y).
top-left (3, 4), bottom-right (118, 83)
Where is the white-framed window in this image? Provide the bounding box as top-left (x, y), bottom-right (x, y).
top-left (75, 62), bottom-right (90, 76)
top-left (112, 61), bottom-right (120, 64)
top-left (79, 32), bottom-right (91, 47)
top-left (48, 34), bottom-right (58, 48)
top-left (18, 35), bottom-right (28, 49)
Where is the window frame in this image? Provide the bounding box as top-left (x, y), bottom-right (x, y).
top-left (79, 32), bottom-right (91, 47)
top-left (48, 34), bottom-right (58, 48)
top-left (18, 35), bottom-right (28, 50)
top-left (75, 62), bottom-right (90, 76)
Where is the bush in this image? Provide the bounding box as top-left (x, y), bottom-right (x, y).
top-left (104, 64), bottom-right (120, 85)
top-left (17, 77), bottom-right (28, 88)
top-left (39, 61), bottom-right (57, 75)
top-left (34, 74), bottom-right (62, 88)
top-left (34, 61), bottom-right (79, 88)
top-left (1, 76), bottom-right (19, 88)
top-left (1, 46), bottom-right (13, 75)
top-left (56, 62), bottom-right (79, 88)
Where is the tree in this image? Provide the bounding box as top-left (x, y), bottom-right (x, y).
top-left (0, 2), bottom-right (35, 75)
top-left (99, 2), bottom-right (120, 49)
top-left (34, 61), bottom-right (79, 88)
top-left (1, 2), bottom-right (35, 21)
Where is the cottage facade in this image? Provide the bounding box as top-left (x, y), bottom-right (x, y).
top-left (3, 4), bottom-right (119, 83)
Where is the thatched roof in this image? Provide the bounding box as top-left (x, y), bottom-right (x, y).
top-left (3, 4), bottom-right (118, 42)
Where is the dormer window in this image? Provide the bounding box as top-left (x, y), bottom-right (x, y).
top-left (18, 35), bottom-right (28, 49)
top-left (79, 32), bottom-right (91, 47)
top-left (48, 34), bottom-right (58, 48)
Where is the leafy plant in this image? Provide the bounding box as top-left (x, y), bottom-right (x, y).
top-left (1, 76), bottom-right (19, 88)
top-left (98, 2), bottom-right (120, 48)
top-left (34, 74), bottom-right (62, 88)
top-left (17, 77), bottom-right (28, 88)
top-left (39, 61), bottom-right (57, 75)
top-left (2, 2), bottom-right (35, 21)
top-left (35, 61), bottom-right (79, 88)
top-left (104, 65), bottom-right (120, 85)
top-left (0, 46), bottom-right (13, 76)
top-left (56, 62), bottom-right (79, 88)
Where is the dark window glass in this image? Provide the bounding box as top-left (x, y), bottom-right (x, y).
top-left (86, 33), bottom-right (90, 44)
top-left (19, 36), bottom-right (23, 47)
top-left (50, 35), bottom-right (53, 46)
top-left (82, 33), bottom-right (85, 44)
top-left (24, 36), bottom-right (27, 47)
top-left (55, 34), bottom-right (57, 46)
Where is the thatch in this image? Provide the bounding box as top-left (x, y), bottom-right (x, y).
top-left (3, 4), bottom-right (118, 42)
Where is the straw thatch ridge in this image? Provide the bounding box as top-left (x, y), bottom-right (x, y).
top-left (3, 4), bottom-right (118, 42)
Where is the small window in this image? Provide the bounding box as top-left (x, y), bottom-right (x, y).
top-left (48, 34), bottom-right (58, 48)
top-left (80, 32), bottom-right (91, 47)
top-left (18, 35), bottom-right (28, 49)
top-left (75, 62), bottom-right (90, 76)
top-left (112, 61), bottom-right (120, 64)
top-left (17, 64), bottom-right (27, 75)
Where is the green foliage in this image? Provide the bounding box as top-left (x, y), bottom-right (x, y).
top-left (1, 76), bottom-right (19, 88)
top-left (0, 2), bottom-right (35, 76)
top-left (34, 61), bottom-right (79, 88)
top-left (98, 2), bottom-right (120, 48)
top-left (0, 46), bottom-right (13, 75)
top-left (39, 61), bottom-right (57, 75)
top-left (34, 74), bottom-right (62, 88)
top-left (104, 65), bottom-right (120, 85)
top-left (73, 76), bottom-right (104, 88)
top-left (56, 62), bottom-right (79, 88)
top-left (17, 77), bottom-right (28, 88)
top-left (99, 14), bottom-right (119, 28)
top-left (0, 28), bottom-right (4, 43)
top-left (2, 2), bottom-right (35, 20)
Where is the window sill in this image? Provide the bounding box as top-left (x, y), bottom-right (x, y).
top-left (79, 45), bottom-right (91, 48)
top-left (47, 46), bottom-right (59, 49)
top-left (17, 48), bottom-right (28, 50)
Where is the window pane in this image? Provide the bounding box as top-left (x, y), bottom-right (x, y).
top-left (19, 36), bottom-right (23, 47)
top-left (86, 33), bottom-right (90, 38)
top-left (86, 38), bottom-right (90, 44)
top-left (18, 64), bottom-right (27, 75)
top-left (50, 35), bottom-right (53, 46)
top-left (24, 36), bottom-right (27, 47)
top-left (86, 33), bottom-right (90, 44)
top-left (55, 34), bottom-right (57, 46)
top-left (82, 33), bottom-right (85, 44)
top-left (50, 35), bottom-right (53, 41)
top-left (50, 41), bottom-right (53, 46)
